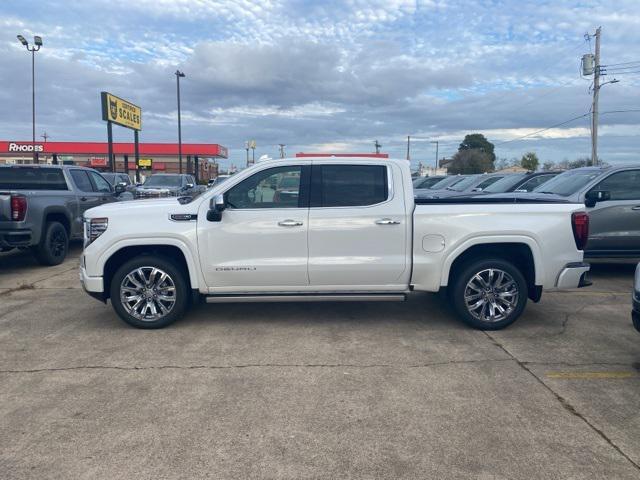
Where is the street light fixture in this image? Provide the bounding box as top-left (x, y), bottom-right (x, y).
top-left (175, 70), bottom-right (186, 174)
top-left (17, 34), bottom-right (43, 163)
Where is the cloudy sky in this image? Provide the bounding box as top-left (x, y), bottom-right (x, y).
top-left (1, 0), bottom-right (639, 169)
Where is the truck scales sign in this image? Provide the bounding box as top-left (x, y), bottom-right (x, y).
top-left (101, 92), bottom-right (142, 131)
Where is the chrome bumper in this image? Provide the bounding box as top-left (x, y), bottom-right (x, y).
top-left (555, 262), bottom-right (591, 289)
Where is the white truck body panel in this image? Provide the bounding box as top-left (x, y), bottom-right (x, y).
top-left (81, 158), bottom-right (587, 300)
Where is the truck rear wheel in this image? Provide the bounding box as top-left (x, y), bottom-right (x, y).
top-left (33, 221), bottom-right (69, 266)
top-left (110, 256), bottom-right (189, 329)
top-left (450, 258), bottom-right (528, 330)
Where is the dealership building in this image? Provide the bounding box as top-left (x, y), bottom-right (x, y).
top-left (0, 140), bottom-right (228, 182)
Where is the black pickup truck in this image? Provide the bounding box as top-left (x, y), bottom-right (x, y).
top-left (0, 164), bottom-right (127, 265)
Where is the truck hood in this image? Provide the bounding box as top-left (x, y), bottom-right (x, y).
top-left (84, 197), bottom-right (201, 219)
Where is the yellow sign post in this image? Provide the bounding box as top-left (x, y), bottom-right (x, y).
top-left (101, 92), bottom-right (142, 130)
top-left (100, 92), bottom-right (142, 176)
top-left (137, 158), bottom-right (153, 170)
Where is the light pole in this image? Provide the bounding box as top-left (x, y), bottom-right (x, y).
top-left (17, 34), bottom-right (42, 164)
top-left (430, 141), bottom-right (439, 170)
top-left (175, 70), bottom-right (185, 173)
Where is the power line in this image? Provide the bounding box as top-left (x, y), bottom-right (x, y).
top-left (604, 64), bottom-right (640, 71)
top-left (495, 112), bottom-right (591, 145)
top-left (600, 108), bottom-right (640, 115)
top-left (604, 60), bottom-right (640, 67)
top-left (603, 70), bottom-right (640, 76)
top-left (495, 108), bottom-right (640, 146)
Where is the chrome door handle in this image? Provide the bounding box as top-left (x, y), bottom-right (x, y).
top-left (278, 219), bottom-right (303, 227)
top-left (632, 206), bottom-right (640, 211)
top-left (375, 218), bottom-right (400, 225)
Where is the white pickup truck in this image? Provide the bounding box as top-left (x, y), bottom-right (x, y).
top-left (80, 157), bottom-right (590, 330)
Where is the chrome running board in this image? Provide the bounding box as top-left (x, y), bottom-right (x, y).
top-left (205, 293), bottom-right (407, 303)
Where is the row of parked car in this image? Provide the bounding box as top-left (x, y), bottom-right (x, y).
top-left (413, 165), bottom-right (640, 259)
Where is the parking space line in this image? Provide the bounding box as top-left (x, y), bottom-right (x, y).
top-left (546, 372), bottom-right (637, 379)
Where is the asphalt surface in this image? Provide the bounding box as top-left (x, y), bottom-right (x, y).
top-left (1, 245), bottom-right (639, 479)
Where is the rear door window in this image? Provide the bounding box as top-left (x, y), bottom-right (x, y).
top-left (311, 165), bottom-right (388, 207)
top-left (0, 167), bottom-right (68, 190)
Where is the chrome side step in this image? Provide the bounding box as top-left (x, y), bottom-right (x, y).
top-left (205, 293), bottom-right (407, 304)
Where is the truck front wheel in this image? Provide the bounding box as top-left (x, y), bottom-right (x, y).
top-left (450, 258), bottom-right (528, 330)
top-left (110, 256), bottom-right (189, 329)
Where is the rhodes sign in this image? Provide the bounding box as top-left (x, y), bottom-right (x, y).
top-left (101, 92), bottom-right (142, 131)
top-left (7, 142), bottom-right (44, 153)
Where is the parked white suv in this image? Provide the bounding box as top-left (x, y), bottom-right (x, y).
top-left (80, 157), bottom-right (590, 330)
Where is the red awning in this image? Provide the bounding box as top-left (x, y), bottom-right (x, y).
top-left (1, 141), bottom-right (228, 158)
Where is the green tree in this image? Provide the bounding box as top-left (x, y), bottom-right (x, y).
top-left (448, 149), bottom-right (494, 174)
top-left (459, 133), bottom-right (496, 163)
top-left (520, 152), bottom-right (539, 171)
top-left (568, 157), bottom-right (591, 169)
top-left (542, 161), bottom-right (556, 171)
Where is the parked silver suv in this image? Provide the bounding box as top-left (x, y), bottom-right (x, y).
top-left (533, 165), bottom-right (640, 258)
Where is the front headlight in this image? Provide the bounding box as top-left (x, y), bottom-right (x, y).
top-left (85, 217), bottom-right (108, 246)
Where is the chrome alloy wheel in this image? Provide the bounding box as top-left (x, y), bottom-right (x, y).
top-left (463, 268), bottom-right (519, 323)
top-left (120, 267), bottom-right (176, 321)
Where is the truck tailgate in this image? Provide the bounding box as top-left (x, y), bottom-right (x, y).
top-left (0, 192), bottom-right (12, 221)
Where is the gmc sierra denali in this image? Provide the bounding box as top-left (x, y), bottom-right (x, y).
top-left (80, 157), bottom-right (590, 330)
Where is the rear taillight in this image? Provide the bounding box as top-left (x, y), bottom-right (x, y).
top-left (10, 195), bottom-right (27, 221)
top-left (571, 212), bottom-right (589, 250)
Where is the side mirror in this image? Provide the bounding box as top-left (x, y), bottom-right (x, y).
top-left (585, 190), bottom-right (610, 208)
top-left (186, 183), bottom-right (194, 189)
top-left (471, 187), bottom-right (483, 192)
top-left (207, 194), bottom-right (226, 222)
top-left (114, 184), bottom-right (125, 195)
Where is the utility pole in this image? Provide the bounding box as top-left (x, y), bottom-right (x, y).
top-left (406, 136), bottom-right (410, 160)
top-left (430, 140), bottom-right (439, 170)
top-left (374, 140), bottom-right (381, 154)
top-left (591, 27), bottom-right (601, 166)
top-left (278, 144), bottom-right (286, 159)
top-left (41, 132), bottom-right (49, 142)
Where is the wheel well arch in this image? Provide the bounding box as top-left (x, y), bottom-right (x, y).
top-left (102, 245), bottom-right (192, 300)
top-left (43, 209), bottom-right (71, 234)
top-left (447, 243), bottom-right (541, 301)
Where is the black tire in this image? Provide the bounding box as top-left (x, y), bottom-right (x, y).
top-left (33, 221), bottom-right (69, 266)
top-left (449, 258), bottom-right (528, 330)
top-left (110, 255), bottom-right (189, 329)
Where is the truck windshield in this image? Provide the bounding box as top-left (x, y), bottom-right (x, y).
top-left (0, 167), bottom-right (68, 190)
top-left (533, 170), bottom-right (601, 196)
top-left (143, 176), bottom-right (182, 187)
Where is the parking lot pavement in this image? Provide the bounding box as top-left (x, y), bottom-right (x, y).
top-left (1, 250), bottom-right (639, 479)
